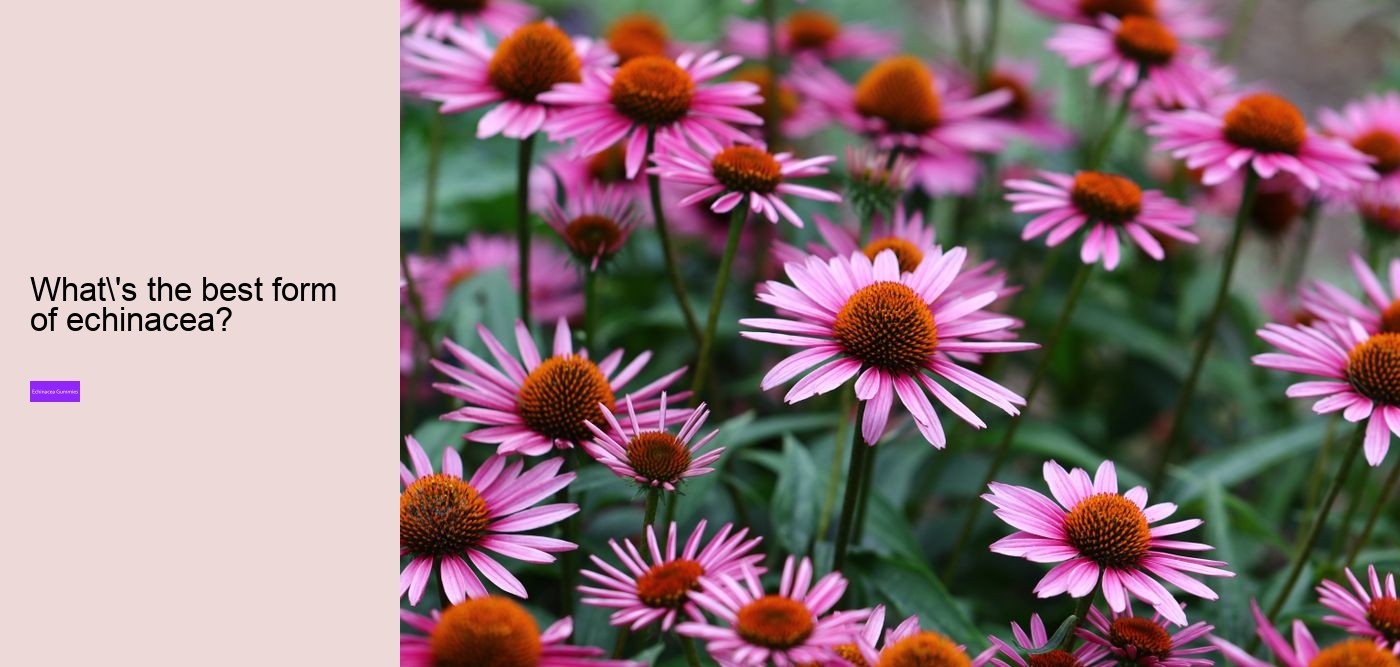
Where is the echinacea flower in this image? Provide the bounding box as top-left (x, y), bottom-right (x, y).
top-left (1212, 601), bottom-right (1400, 667)
top-left (1149, 92), bottom-right (1377, 191)
top-left (990, 613), bottom-right (1113, 667)
top-left (1320, 92), bottom-right (1400, 188)
top-left (578, 520), bottom-right (765, 631)
top-left (400, 596), bottom-right (643, 667)
top-left (742, 249), bottom-right (1037, 447)
top-left (677, 556), bottom-right (869, 666)
top-left (540, 52), bottom-right (763, 178)
top-left (1253, 317), bottom-right (1400, 466)
top-left (844, 144), bottom-right (917, 218)
top-left (1021, 0), bottom-right (1224, 40)
top-left (975, 61), bottom-right (1074, 148)
top-left (984, 460), bottom-right (1233, 626)
top-left (433, 318), bottom-right (687, 456)
top-left (1047, 15), bottom-right (1219, 110)
top-left (405, 233), bottom-right (581, 321)
top-left (1078, 604), bottom-right (1215, 667)
top-left (1301, 253), bottom-right (1400, 335)
top-left (532, 143), bottom-right (646, 211)
top-left (1317, 564), bottom-right (1400, 653)
top-left (399, 436), bottom-right (577, 604)
top-left (1359, 185), bottom-right (1400, 236)
top-left (649, 139), bottom-right (840, 227)
top-left (854, 613), bottom-right (999, 667)
top-left (399, 0), bottom-right (535, 40)
top-left (1004, 170), bottom-right (1198, 270)
top-left (400, 22), bottom-right (612, 139)
top-left (605, 13), bottom-right (671, 64)
top-left (773, 205), bottom-right (938, 272)
top-left (541, 185), bottom-right (642, 271)
top-left (583, 393), bottom-right (723, 490)
top-left (725, 10), bottom-right (897, 63)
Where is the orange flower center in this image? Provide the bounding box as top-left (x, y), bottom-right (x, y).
top-left (982, 71), bottom-right (1033, 119)
top-left (1223, 93), bottom-right (1307, 155)
top-left (1346, 333), bottom-right (1400, 406)
top-left (712, 146), bottom-right (784, 194)
top-left (1109, 616), bottom-right (1174, 659)
top-left (1030, 650), bottom-right (1085, 667)
top-left (834, 282), bottom-right (939, 374)
top-left (430, 596), bottom-right (543, 667)
top-left (607, 14), bottom-right (669, 64)
top-left (563, 215), bottom-right (624, 261)
top-left (1353, 129), bottom-right (1400, 175)
top-left (1079, 0), bottom-right (1157, 19)
top-left (609, 56), bottom-right (695, 126)
top-left (863, 237), bottom-right (926, 273)
top-left (855, 56), bottom-right (943, 134)
top-left (1064, 493), bottom-right (1152, 567)
top-left (878, 631), bottom-right (971, 667)
top-left (1071, 172), bottom-right (1143, 224)
top-left (736, 596), bottom-right (815, 649)
top-left (625, 431), bottom-right (692, 483)
top-left (1368, 597), bottom-right (1400, 643)
top-left (586, 144), bottom-right (629, 184)
top-left (835, 643), bottom-right (871, 667)
top-left (1380, 301), bottom-right (1400, 334)
top-left (516, 355), bottom-right (617, 443)
top-left (1113, 16), bottom-right (1178, 65)
top-left (635, 558), bottom-right (705, 608)
top-left (1363, 201), bottom-right (1400, 235)
top-left (733, 66), bottom-right (800, 121)
top-left (487, 22), bottom-right (582, 103)
top-left (420, 0), bottom-right (490, 12)
top-left (787, 10), bottom-right (842, 50)
top-left (1249, 191), bottom-right (1301, 236)
top-left (401, 474), bottom-right (489, 557)
top-left (1306, 639), bottom-right (1400, 667)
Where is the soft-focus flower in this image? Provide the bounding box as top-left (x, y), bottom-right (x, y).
top-left (401, 22), bottom-right (613, 139)
top-left (540, 52), bottom-right (763, 178)
top-left (742, 249), bottom-right (1037, 447)
top-left (730, 66), bottom-right (830, 139)
top-left (532, 143), bottom-right (645, 211)
top-left (843, 144), bottom-right (917, 218)
top-left (399, 0), bottom-right (535, 40)
top-left (605, 13), bottom-right (671, 63)
top-left (1048, 16), bottom-right (1219, 110)
top-left (579, 520), bottom-right (765, 631)
top-left (541, 185), bottom-right (642, 271)
top-left (583, 393), bottom-right (723, 490)
top-left (1078, 604), bottom-right (1215, 667)
top-left (1301, 253), bottom-right (1400, 335)
top-left (1021, 0), bottom-right (1224, 39)
top-left (773, 205), bottom-right (938, 272)
top-left (990, 613), bottom-right (1113, 667)
top-left (1359, 185), bottom-right (1400, 236)
top-left (649, 139), bottom-right (840, 227)
top-left (433, 318), bottom-right (687, 456)
top-left (676, 556), bottom-right (869, 666)
top-left (725, 10), bottom-right (897, 62)
top-left (985, 460), bottom-right (1233, 626)
top-left (1197, 172), bottom-right (1310, 240)
top-left (400, 596), bottom-right (643, 667)
top-left (406, 233), bottom-right (581, 322)
top-left (1149, 92), bottom-right (1377, 191)
top-left (1004, 170), bottom-right (1198, 270)
top-left (1212, 601), bottom-right (1400, 667)
top-left (975, 61), bottom-right (1074, 148)
top-left (1253, 316), bottom-right (1400, 466)
top-left (399, 436), bottom-right (577, 604)
top-left (855, 612), bottom-right (999, 667)
top-left (1320, 92), bottom-right (1400, 189)
top-left (1317, 564), bottom-right (1400, 653)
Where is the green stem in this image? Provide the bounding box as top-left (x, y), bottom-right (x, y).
top-left (1303, 415), bottom-right (1338, 518)
top-left (975, 0), bottom-right (1002, 86)
top-left (1347, 459), bottom-right (1400, 568)
top-left (611, 627), bottom-right (631, 659)
top-left (419, 111), bottom-right (444, 254)
top-left (761, 0), bottom-right (781, 149)
top-left (952, 0), bottom-right (973, 68)
top-left (1061, 591), bottom-right (1098, 650)
top-left (643, 487), bottom-right (661, 530)
top-left (691, 207), bottom-right (747, 400)
top-left (1088, 80), bottom-right (1142, 170)
top-left (584, 270), bottom-right (599, 358)
top-left (852, 430), bottom-right (879, 542)
top-left (817, 391), bottom-right (856, 540)
top-left (1151, 170), bottom-right (1259, 489)
top-left (1329, 464), bottom-right (1371, 564)
top-left (646, 127), bottom-right (702, 342)
top-left (1284, 200), bottom-right (1320, 290)
top-left (680, 635), bottom-right (704, 667)
top-left (517, 134), bottom-right (537, 329)
top-left (944, 260), bottom-right (1094, 580)
top-left (833, 401), bottom-right (869, 572)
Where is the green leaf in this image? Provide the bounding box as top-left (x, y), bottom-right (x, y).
top-left (861, 493), bottom-right (925, 563)
top-left (1204, 477), bottom-right (1251, 643)
top-left (772, 435), bottom-right (820, 554)
top-left (1168, 420), bottom-right (1329, 503)
top-left (446, 268), bottom-right (520, 345)
top-left (863, 555), bottom-right (984, 649)
top-left (1013, 422), bottom-right (1147, 488)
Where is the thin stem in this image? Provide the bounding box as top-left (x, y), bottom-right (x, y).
top-left (952, 0), bottom-right (973, 69)
top-left (1329, 464), bottom-right (1371, 564)
top-left (1061, 591), bottom-right (1098, 650)
top-left (975, 0), bottom-right (1003, 86)
top-left (1151, 170), bottom-right (1259, 489)
top-left (419, 111), bottom-right (444, 254)
top-left (852, 431), bottom-right (879, 542)
top-left (761, 0), bottom-right (781, 149)
top-left (680, 635), bottom-right (705, 667)
top-left (944, 260), bottom-right (1094, 579)
top-left (643, 487), bottom-right (661, 530)
top-left (691, 207), bottom-right (747, 400)
top-left (399, 244), bottom-right (435, 358)
top-left (611, 627), bottom-right (632, 659)
top-left (833, 401), bottom-right (869, 572)
top-left (1284, 200), bottom-right (1320, 290)
top-left (1303, 415), bottom-right (1338, 517)
top-left (1088, 79), bottom-right (1142, 170)
top-left (584, 270), bottom-right (599, 358)
top-left (817, 390), bottom-right (856, 539)
top-left (1347, 459), bottom-right (1400, 568)
top-left (646, 127), bottom-right (702, 342)
top-left (516, 134), bottom-right (537, 329)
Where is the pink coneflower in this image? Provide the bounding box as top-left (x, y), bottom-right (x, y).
top-left (399, 0), bottom-right (535, 40)
top-left (399, 436), bottom-right (577, 604)
top-left (1004, 170), bottom-right (1198, 270)
top-left (400, 596), bottom-right (643, 667)
top-left (578, 520), bottom-right (765, 631)
top-left (1253, 317), bottom-right (1400, 466)
top-left (1301, 254), bottom-right (1400, 335)
top-left (541, 185), bottom-right (642, 271)
top-left (406, 233), bottom-right (581, 322)
top-left (648, 139), bottom-right (839, 227)
top-left (676, 556), bottom-right (869, 666)
top-left (795, 57), bottom-right (1011, 196)
top-left (540, 52), bottom-right (764, 179)
top-left (1148, 92), bottom-right (1377, 191)
top-left (1047, 16), bottom-right (1219, 110)
top-left (433, 318), bottom-right (687, 456)
top-left (1359, 185), bottom-right (1400, 236)
top-left (725, 10), bottom-right (897, 63)
top-left (1021, 0), bottom-right (1224, 40)
top-left (1318, 565), bottom-right (1400, 653)
top-left (532, 143), bottom-right (646, 211)
top-left (984, 460), bottom-right (1233, 626)
top-left (854, 612), bottom-right (999, 667)
top-left (975, 61), bottom-right (1074, 148)
top-left (989, 613), bottom-right (1113, 667)
top-left (1320, 92), bottom-right (1400, 188)
top-left (1078, 604), bottom-right (1215, 667)
top-left (741, 249), bottom-right (1037, 448)
top-left (773, 206), bottom-right (938, 271)
top-left (583, 393), bottom-right (722, 490)
top-left (400, 22), bottom-right (612, 139)
top-left (843, 144), bottom-right (918, 218)
top-left (1212, 601), bottom-right (1400, 667)
top-left (604, 13), bottom-right (672, 64)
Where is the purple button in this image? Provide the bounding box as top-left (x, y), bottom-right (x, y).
top-left (31, 380), bottom-right (80, 402)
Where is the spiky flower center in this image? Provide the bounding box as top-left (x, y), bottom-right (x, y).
top-left (1307, 639), bottom-right (1400, 667)
top-left (516, 355), bottom-right (616, 443)
top-left (1109, 616), bottom-right (1174, 659)
top-left (1249, 190), bottom-right (1301, 236)
top-left (1368, 597), bottom-right (1400, 643)
top-left (1354, 130), bottom-right (1400, 175)
top-left (735, 596), bottom-right (815, 649)
top-left (835, 644), bottom-right (871, 667)
top-left (419, 0), bottom-right (489, 13)
top-left (1346, 333), bottom-right (1400, 406)
top-left (563, 215), bottom-right (623, 260)
top-left (635, 558), bottom-right (704, 608)
top-left (982, 72), bottom-right (1032, 119)
top-left (487, 22), bottom-right (582, 103)
top-left (430, 596), bottom-right (543, 667)
top-left (734, 66), bottom-right (799, 121)
top-left (1079, 0), bottom-right (1157, 19)
top-left (1064, 493), bottom-right (1152, 567)
top-left (587, 144), bottom-right (629, 184)
top-left (401, 474), bottom-right (489, 556)
top-left (1071, 172), bottom-right (1143, 224)
top-left (787, 10), bottom-right (842, 50)
top-left (833, 281), bottom-right (938, 373)
top-left (1223, 94), bottom-right (1307, 155)
top-left (625, 431), bottom-right (692, 483)
top-left (607, 14), bottom-right (669, 64)
top-left (712, 146), bottom-right (784, 194)
top-left (879, 632), bottom-right (971, 667)
top-left (1030, 650), bottom-right (1084, 667)
top-left (855, 56), bottom-right (943, 134)
top-left (1113, 16), bottom-right (1177, 65)
top-left (863, 237), bottom-right (926, 273)
top-left (609, 56), bottom-right (695, 126)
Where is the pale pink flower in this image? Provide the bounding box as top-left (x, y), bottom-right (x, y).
top-left (854, 612), bottom-right (999, 667)
top-left (405, 233), bottom-right (581, 322)
top-left (649, 139), bottom-right (840, 227)
top-left (401, 596), bottom-right (642, 667)
top-left (1319, 92), bottom-right (1400, 190)
top-left (1317, 565), bottom-right (1400, 653)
